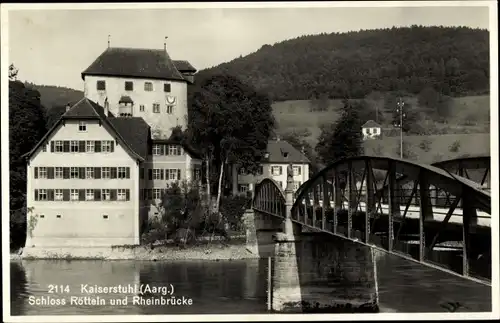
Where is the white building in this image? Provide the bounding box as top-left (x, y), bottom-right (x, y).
top-left (22, 45), bottom-right (201, 247)
top-left (232, 139), bottom-right (310, 195)
top-left (361, 120), bottom-right (382, 140)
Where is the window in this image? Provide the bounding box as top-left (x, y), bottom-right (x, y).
top-left (118, 167), bottom-right (127, 179)
top-left (70, 167), bottom-right (79, 179)
top-left (97, 80), bottom-right (106, 90)
top-left (166, 105), bottom-right (174, 114)
top-left (86, 189), bottom-right (94, 201)
top-left (238, 184), bottom-right (249, 193)
top-left (55, 167), bottom-right (63, 179)
top-left (153, 169), bottom-right (161, 180)
top-left (70, 141), bottom-right (79, 152)
top-left (193, 169), bottom-right (201, 180)
top-left (86, 167), bottom-right (94, 179)
top-left (293, 166), bottom-right (301, 176)
top-left (39, 189), bottom-right (48, 201)
top-left (42, 145), bottom-right (47, 152)
top-left (272, 166), bottom-right (282, 176)
top-left (102, 189), bottom-right (111, 201)
top-left (293, 181), bottom-right (302, 191)
top-left (153, 189), bottom-right (162, 200)
top-left (140, 105), bottom-right (145, 112)
top-left (79, 122), bottom-right (87, 132)
top-left (55, 141), bottom-right (63, 152)
top-left (153, 103), bottom-right (160, 113)
top-left (40, 215), bottom-right (45, 218)
top-left (38, 167), bottom-right (48, 179)
top-left (164, 83), bottom-right (171, 92)
top-left (257, 166), bottom-right (264, 175)
top-left (86, 141), bottom-right (95, 152)
top-left (239, 168), bottom-right (246, 175)
top-left (168, 169), bottom-right (179, 180)
top-left (117, 189), bottom-right (127, 201)
top-left (55, 189), bottom-right (63, 201)
top-left (102, 167), bottom-right (111, 179)
top-left (70, 189), bottom-right (79, 201)
top-left (144, 82), bottom-right (153, 91)
top-left (102, 141), bottom-right (112, 153)
top-left (152, 144), bottom-right (161, 155)
top-left (125, 81), bottom-right (133, 91)
top-left (103, 215), bottom-right (109, 219)
top-left (168, 145), bottom-right (180, 155)
top-left (278, 181), bottom-right (283, 188)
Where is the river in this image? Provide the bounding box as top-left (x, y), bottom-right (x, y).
top-left (10, 251), bottom-right (491, 315)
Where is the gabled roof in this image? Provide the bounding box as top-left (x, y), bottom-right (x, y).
top-left (81, 47), bottom-right (188, 81)
top-left (265, 140), bottom-right (310, 164)
top-left (173, 60), bottom-right (197, 73)
top-left (362, 120), bottom-right (381, 128)
top-left (22, 98), bottom-right (148, 162)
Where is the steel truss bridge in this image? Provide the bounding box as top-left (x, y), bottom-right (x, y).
top-left (252, 155), bottom-right (492, 285)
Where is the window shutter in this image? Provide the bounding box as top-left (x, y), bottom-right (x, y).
top-left (78, 189), bottom-right (85, 201)
top-left (48, 189), bottom-right (54, 201)
top-left (78, 141), bottom-right (85, 152)
top-left (95, 141), bottom-right (101, 152)
top-left (160, 169), bottom-right (164, 180)
top-left (177, 169), bottom-right (181, 180)
top-left (126, 189), bottom-right (130, 201)
top-left (110, 189), bottom-right (117, 201)
top-left (126, 167), bottom-right (130, 179)
top-left (79, 167), bottom-right (85, 179)
top-left (298, 167), bottom-right (301, 175)
top-left (110, 141), bottom-right (115, 152)
top-left (165, 145), bottom-right (170, 155)
top-left (94, 167), bottom-right (101, 179)
top-left (63, 141), bottom-right (70, 152)
top-left (62, 189), bottom-right (69, 201)
top-left (34, 189), bottom-right (39, 201)
top-left (63, 167), bottom-right (69, 179)
top-left (161, 145), bottom-right (166, 155)
top-left (47, 167), bottom-right (54, 179)
top-left (34, 167), bottom-right (39, 179)
top-left (148, 169), bottom-right (152, 180)
top-left (140, 168), bottom-right (144, 179)
top-left (51, 141), bottom-right (55, 152)
top-left (92, 189), bottom-right (100, 201)
top-left (147, 189), bottom-right (152, 200)
top-left (111, 167), bottom-right (117, 179)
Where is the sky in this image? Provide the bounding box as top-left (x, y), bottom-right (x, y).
top-left (5, 3), bottom-right (492, 91)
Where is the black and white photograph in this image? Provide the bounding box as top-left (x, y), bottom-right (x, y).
top-left (2, 1), bottom-right (498, 321)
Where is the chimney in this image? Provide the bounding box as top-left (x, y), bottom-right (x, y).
top-left (104, 98), bottom-right (109, 117)
top-left (65, 103), bottom-right (71, 112)
top-left (164, 36), bottom-right (168, 52)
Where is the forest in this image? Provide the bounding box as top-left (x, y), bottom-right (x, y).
top-left (198, 25), bottom-right (490, 101)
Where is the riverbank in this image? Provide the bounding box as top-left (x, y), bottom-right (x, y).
top-left (12, 239), bottom-right (265, 261)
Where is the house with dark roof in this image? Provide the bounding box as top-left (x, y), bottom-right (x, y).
top-left (361, 120), bottom-right (382, 140)
top-left (81, 46), bottom-right (197, 139)
top-left (22, 97), bottom-right (202, 248)
top-left (231, 139), bottom-right (311, 195)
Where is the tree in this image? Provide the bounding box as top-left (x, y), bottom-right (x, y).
top-left (9, 80), bottom-right (47, 249)
top-left (417, 86), bottom-right (452, 121)
top-left (9, 64), bottom-right (19, 81)
top-left (315, 100), bottom-right (364, 164)
top-left (188, 74), bottom-right (275, 215)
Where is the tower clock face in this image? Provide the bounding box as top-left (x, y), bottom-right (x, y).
top-left (166, 95), bottom-right (177, 105)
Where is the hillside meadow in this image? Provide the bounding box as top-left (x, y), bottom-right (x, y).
top-left (272, 95), bottom-right (490, 148)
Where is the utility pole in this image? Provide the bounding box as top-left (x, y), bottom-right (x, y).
top-left (395, 98), bottom-right (405, 159)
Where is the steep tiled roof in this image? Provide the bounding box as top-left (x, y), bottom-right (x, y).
top-left (173, 60), bottom-right (197, 73)
top-left (81, 47), bottom-right (186, 81)
top-left (108, 117), bottom-right (150, 160)
top-left (362, 120), bottom-right (381, 128)
top-left (266, 140), bottom-right (310, 164)
top-left (22, 98), bottom-right (148, 162)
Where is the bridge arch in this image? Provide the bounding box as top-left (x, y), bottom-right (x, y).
top-left (252, 178), bottom-right (287, 218)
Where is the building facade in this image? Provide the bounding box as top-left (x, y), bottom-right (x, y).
top-left (232, 140), bottom-right (310, 195)
top-left (23, 45), bottom-right (200, 247)
top-left (361, 120), bottom-right (382, 140)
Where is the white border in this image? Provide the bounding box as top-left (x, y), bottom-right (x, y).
top-left (1, 1), bottom-right (498, 322)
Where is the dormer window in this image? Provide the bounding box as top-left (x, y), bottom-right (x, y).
top-left (264, 152), bottom-right (270, 159)
top-left (283, 152), bottom-right (289, 158)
